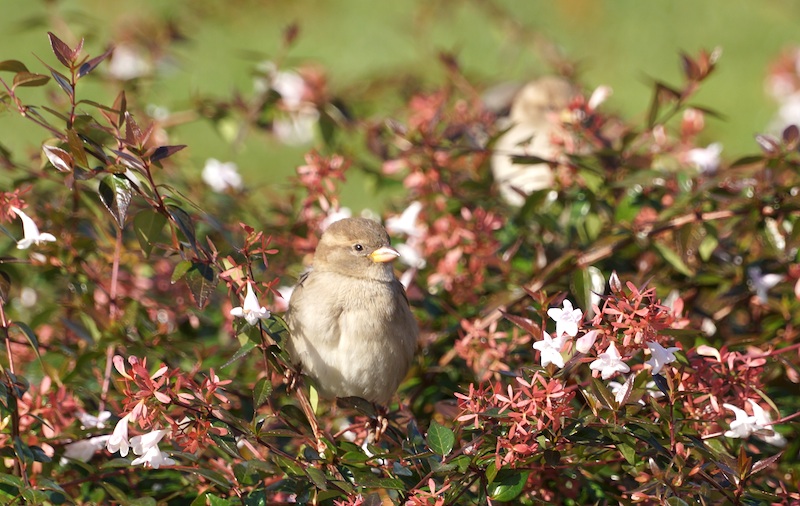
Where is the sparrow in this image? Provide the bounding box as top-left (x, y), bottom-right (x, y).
top-left (286, 217), bottom-right (418, 405)
top-left (491, 76), bottom-right (577, 206)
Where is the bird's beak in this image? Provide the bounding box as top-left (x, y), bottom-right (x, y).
top-left (369, 246), bottom-right (400, 263)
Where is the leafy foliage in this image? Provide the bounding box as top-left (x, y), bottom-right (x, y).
top-left (0, 19), bottom-right (798, 506)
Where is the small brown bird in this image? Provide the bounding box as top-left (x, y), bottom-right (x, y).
top-left (491, 76), bottom-right (577, 206)
top-left (286, 217), bottom-right (418, 405)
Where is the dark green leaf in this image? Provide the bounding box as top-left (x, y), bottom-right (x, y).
top-left (209, 431), bottom-right (240, 459)
top-left (98, 174), bottom-right (133, 228)
top-left (0, 270), bottom-right (9, 304)
top-left (168, 205), bottom-right (198, 253)
top-left (50, 69), bottom-right (73, 97)
top-left (487, 470), bottom-right (530, 501)
top-left (0, 472), bottom-right (23, 489)
top-left (11, 321), bottom-right (41, 361)
top-left (510, 154), bottom-right (553, 165)
top-left (185, 262), bottom-right (218, 309)
top-left (426, 420), bottom-right (454, 456)
top-left (134, 210), bottom-right (167, 258)
top-left (653, 241), bottom-right (694, 276)
top-left (252, 377), bottom-right (273, 407)
top-left (222, 340), bottom-right (256, 369)
top-left (590, 376), bottom-right (616, 410)
top-left (305, 466), bottom-right (328, 491)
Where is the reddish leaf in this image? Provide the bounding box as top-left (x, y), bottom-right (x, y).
top-left (500, 310), bottom-right (541, 335)
top-left (78, 46), bottom-right (113, 78)
top-left (150, 145), bottom-right (187, 163)
top-left (42, 145), bottom-right (74, 172)
top-left (113, 90), bottom-right (127, 128)
top-left (680, 51), bottom-right (700, 80)
top-left (124, 112), bottom-right (143, 147)
top-left (111, 149), bottom-right (146, 171)
top-left (47, 32), bottom-right (75, 68)
top-left (755, 134), bottom-right (780, 155)
top-left (782, 124), bottom-right (799, 147)
top-left (750, 452), bottom-right (784, 476)
top-left (67, 129), bottom-right (88, 168)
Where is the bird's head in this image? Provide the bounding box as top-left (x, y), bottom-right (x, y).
top-left (314, 217), bottom-right (400, 281)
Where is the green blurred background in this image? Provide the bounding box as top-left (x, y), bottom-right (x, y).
top-left (2, 0), bottom-right (799, 211)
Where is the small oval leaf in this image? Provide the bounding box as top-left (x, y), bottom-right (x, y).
top-left (98, 175), bottom-right (133, 228)
top-left (426, 420), bottom-right (454, 457)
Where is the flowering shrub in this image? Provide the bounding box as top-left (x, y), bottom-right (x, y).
top-left (0, 25), bottom-right (799, 506)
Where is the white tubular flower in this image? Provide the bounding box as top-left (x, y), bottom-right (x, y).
top-left (106, 413), bottom-right (131, 457)
top-left (723, 403), bottom-right (760, 439)
top-left (533, 331), bottom-right (568, 369)
top-left (129, 428), bottom-right (174, 469)
top-left (385, 201), bottom-right (424, 237)
top-left (575, 330), bottom-right (599, 354)
top-left (644, 341), bottom-right (681, 375)
top-left (130, 445), bottom-right (176, 469)
top-left (202, 159), bottom-right (243, 193)
top-left (77, 411), bottom-right (112, 430)
top-left (11, 207), bottom-right (56, 249)
top-left (687, 142), bottom-right (722, 174)
top-left (230, 282), bottom-right (271, 326)
top-left (130, 428), bottom-right (170, 456)
top-left (749, 400), bottom-right (787, 447)
top-left (547, 299), bottom-right (583, 338)
top-left (61, 435), bottom-right (111, 464)
top-left (589, 342), bottom-right (630, 380)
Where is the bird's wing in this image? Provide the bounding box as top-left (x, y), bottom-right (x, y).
top-left (391, 279), bottom-right (411, 307)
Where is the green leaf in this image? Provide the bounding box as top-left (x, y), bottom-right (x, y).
top-left (252, 377), bottom-right (273, 407)
top-left (66, 128), bottom-right (88, 168)
top-left (134, 210), bottom-right (167, 258)
top-left (590, 376), bottom-right (616, 410)
top-left (171, 260), bottom-right (192, 284)
top-left (426, 420), bottom-right (454, 456)
top-left (185, 262), bottom-right (219, 309)
top-left (617, 442), bottom-right (636, 465)
top-left (0, 472), bottom-right (23, 489)
top-left (11, 321), bottom-right (41, 361)
top-left (98, 174), bottom-right (133, 228)
top-left (168, 205), bottom-right (198, 253)
top-left (653, 241), bottom-right (694, 276)
top-left (0, 60), bottom-right (28, 73)
top-left (0, 270), bottom-right (10, 304)
top-left (698, 234), bottom-right (718, 262)
top-left (222, 339), bottom-right (256, 369)
top-left (487, 470), bottom-right (530, 501)
top-left (13, 72), bottom-right (50, 88)
top-left (209, 431), bottom-right (240, 459)
top-left (305, 466), bottom-right (328, 491)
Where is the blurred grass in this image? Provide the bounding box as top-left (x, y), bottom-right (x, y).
top-left (2, 0), bottom-right (799, 212)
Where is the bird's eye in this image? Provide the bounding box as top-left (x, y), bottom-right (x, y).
top-left (353, 244), bottom-right (364, 252)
